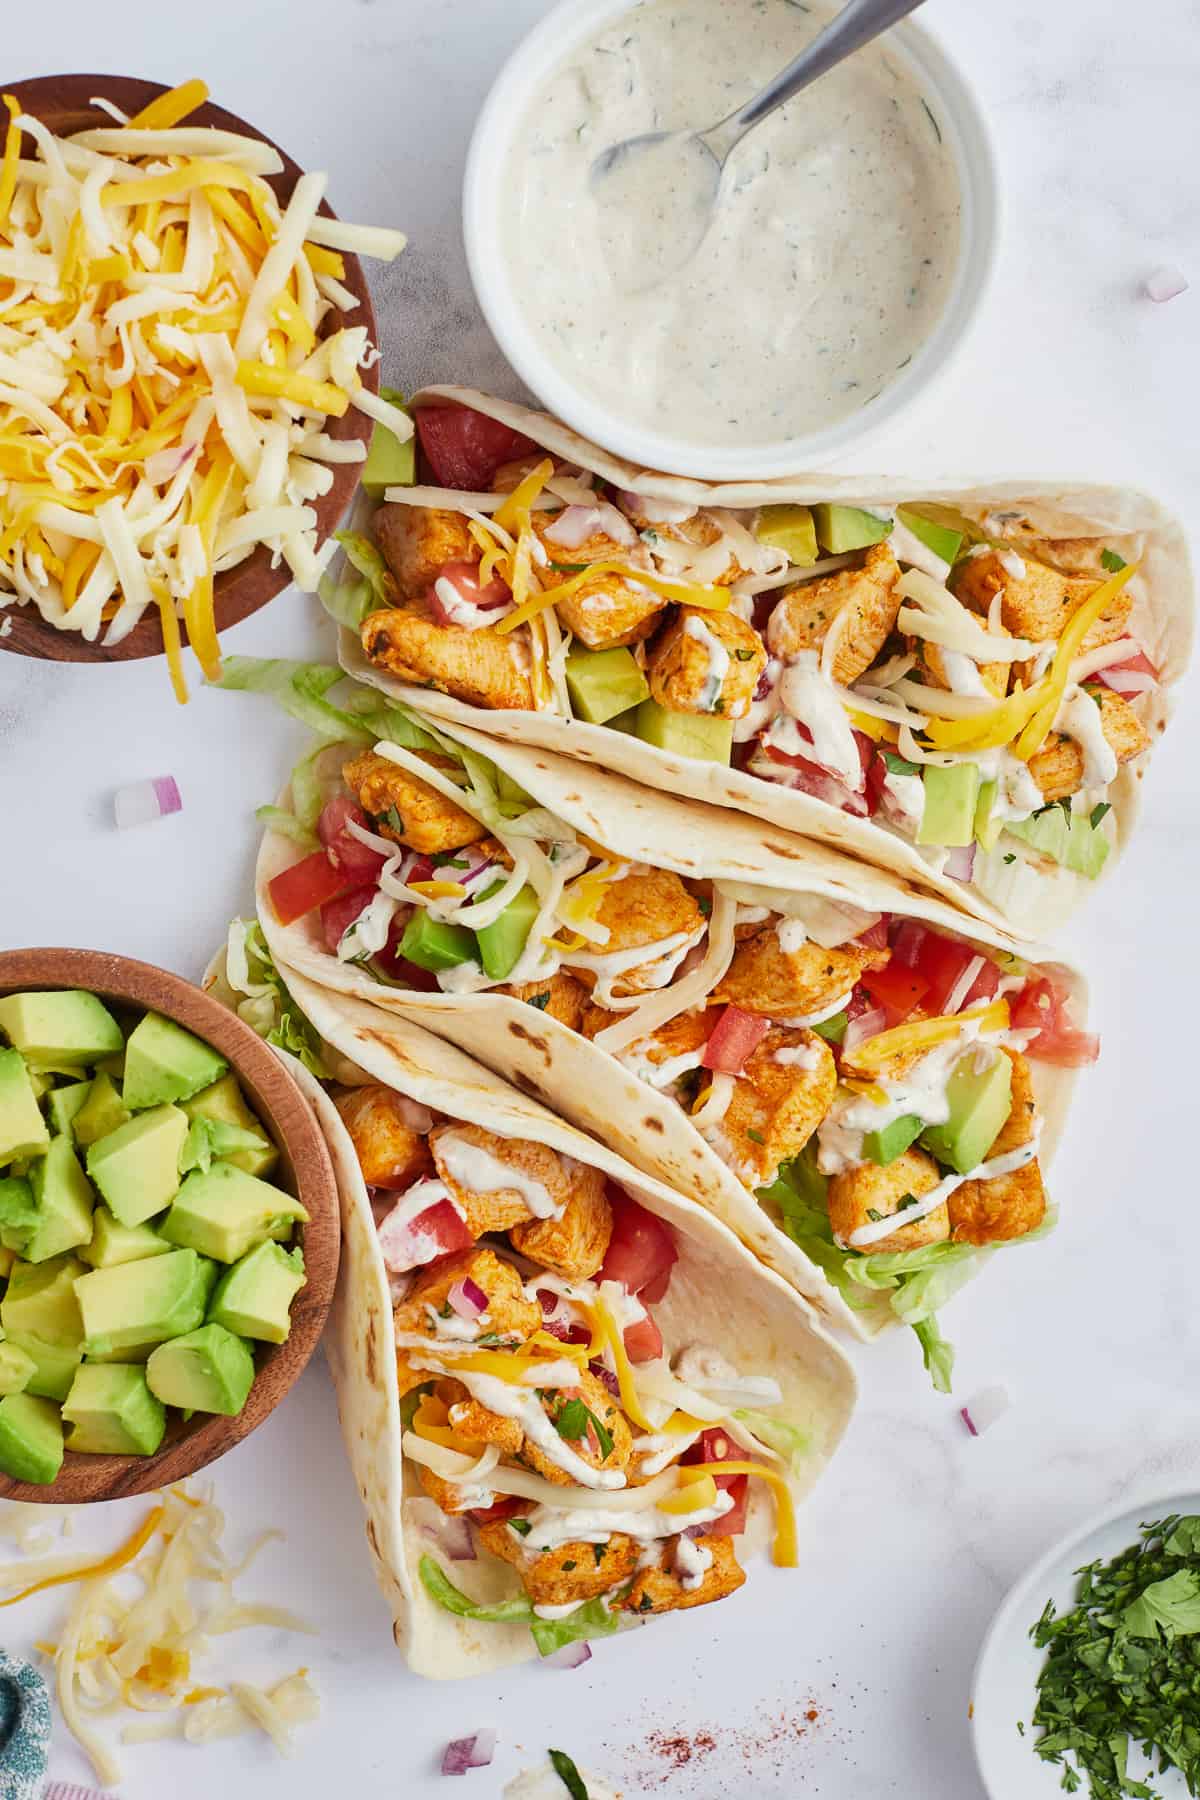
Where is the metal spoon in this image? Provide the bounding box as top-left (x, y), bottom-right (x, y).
top-left (590, 0), bottom-right (929, 285)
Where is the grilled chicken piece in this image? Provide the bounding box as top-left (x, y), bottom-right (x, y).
top-left (430, 1124), bottom-right (573, 1235)
top-left (393, 1246), bottom-right (541, 1346)
top-left (645, 606), bottom-right (767, 718)
top-left (1026, 689), bottom-right (1150, 803)
top-left (954, 549), bottom-right (1132, 649)
top-left (498, 973), bottom-right (590, 1030)
top-left (565, 869), bottom-right (706, 999)
top-left (478, 1516), bottom-right (642, 1606)
top-left (510, 1163), bottom-right (613, 1279)
top-left (713, 1027), bottom-right (837, 1190)
top-left (827, 1145), bottom-right (947, 1254)
top-left (374, 504), bottom-right (475, 597)
top-left (766, 542), bottom-right (902, 684)
top-left (949, 1049), bottom-right (1047, 1244)
top-left (613, 1535), bottom-right (745, 1614)
top-left (361, 607), bottom-right (534, 711)
top-left (342, 748), bottom-right (488, 855)
top-left (520, 1370), bottom-right (633, 1487)
top-left (333, 1083), bottom-right (433, 1190)
top-left (554, 569), bottom-right (666, 650)
top-left (713, 925), bottom-right (886, 1021)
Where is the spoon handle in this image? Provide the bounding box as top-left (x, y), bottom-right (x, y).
top-left (723, 0), bottom-right (928, 138)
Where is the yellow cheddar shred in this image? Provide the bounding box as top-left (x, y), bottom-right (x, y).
top-left (0, 1506), bottom-right (162, 1609)
top-left (235, 361), bottom-right (349, 417)
top-left (124, 79), bottom-right (210, 132)
top-left (841, 998), bottom-right (1010, 1075)
top-left (705, 1461), bottom-right (799, 1566)
top-left (660, 1472), bottom-right (718, 1514)
top-left (591, 1295), bottom-right (654, 1431)
top-left (0, 95), bottom-right (22, 228)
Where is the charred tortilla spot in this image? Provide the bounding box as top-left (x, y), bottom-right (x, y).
top-left (641, 1115), bottom-right (665, 1134)
top-left (507, 1021), bottom-right (553, 1065)
top-left (365, 1328), bottom-right (378, 1386)
top-left (367, 1517), bottom-right (379, 1553)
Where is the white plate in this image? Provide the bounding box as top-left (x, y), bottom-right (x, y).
top-left (971, 1486), bottom-right (1200, 1799)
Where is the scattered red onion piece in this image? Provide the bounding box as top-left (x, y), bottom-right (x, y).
top-left (113, 775), bottom-right (182, 830)
top-left (841, 1003), bottom-right (888, 1054)
top-left (441, 1728), bottom-right (497, 1775)
top-left (447, 1278), bottom-right (487, 1321)
top-left (1144, 265), bottom-right (1188, 303)
top-left (960, 1384), bottom-right (1011, 1438)
top-left (944, 842), bottom-right (977, 883)
top-left (543, 1640), bottom-right (592, 1670)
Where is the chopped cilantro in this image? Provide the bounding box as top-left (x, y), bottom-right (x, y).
top-left (562, 1559), bottom-right (577, 1572)
top-left (526, 990), bottom-right (552, 1011)
top-left (475, 1331), bottom-right (503, 1346)
top-left (432, 852), bottom-right (469, 868)
top-left (735, 647), bottom-right (756, 661)
top-left (746, 1128), bottom-right (765, 1145)
top-left (554, 1399), bottom-right (613, 1459)
top-left (592, 1543), bottom-right (606, 1566)
top-left (637, 1594), bottom-right (654, 1614)
top-left (698, 896), bottom-right (712, 916)
top-left (549, 561), bottom-right (591, 573)
top-left (882, 751), bottom-right (921, 777)
top-left (896, 1193), bottom-right (918, 1211)
top-left (1089, 802), bottom-right (1112, 830)
top-left (548, 1750), bottom-right (590, 1800)
top-left (1003, 853), bottom-right (1017, 865)
top-left (509, 1517), bottom-right (532, 1537)
top-left (866, 1207), bottom-right (883, 1222)
top-left (381, 805), bottom-right (405, 834)
top-left (1100, 548), bottom-right (1127, 573)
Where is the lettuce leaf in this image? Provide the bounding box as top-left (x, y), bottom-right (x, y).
top-left (732, 1410), bottom-right (810, 1473)
top-left (179, 1117), bottom-right (269, 1176)
top-left (418, 1555), bottom-right (624, 1657)
top-left (215, 657), bottom-right (440, 754)
top-left (216, 919), bottom-right (333, 1079)
top-left (529, 1596), bottom-right (623, 1658)
top-left (321, 530), bottom-right (396, 628)
top-left (254, 803), bottom-right (318, 850)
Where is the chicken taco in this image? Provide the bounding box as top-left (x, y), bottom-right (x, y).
top-left (220, 659), bottom-right (1093, 1387)
top-left (205, 944), bottom-right (855, 1677)
top-left (327, 386), bottom-right (1192, 936)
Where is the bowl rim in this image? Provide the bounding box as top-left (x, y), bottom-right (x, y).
top-left (463, 0), bottom-right (1001, 480)
top-left (0, 945), bottom-right (340, 1503)
top-left (0, 72), bottom-right (380, 666)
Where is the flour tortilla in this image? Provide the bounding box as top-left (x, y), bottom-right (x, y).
top-left (337, 384), bottom-right (1194, 937)
top-left (274, 976), bottom-right (856, 1679)
top-left (257, 731), bottom-right (1086, 1338)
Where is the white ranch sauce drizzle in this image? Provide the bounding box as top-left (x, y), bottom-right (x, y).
top-left (500, 0), bottom-right (962, 447)
top-left (434, 1129), bottom-right (565, 1220)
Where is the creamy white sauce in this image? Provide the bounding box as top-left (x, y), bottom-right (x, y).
top-left (632, 1425), bottom-right (702, 1476)
top-left (501, 0), bottom-right (962, 447)
top-left (417, 1364), bottom-right (627, 1489)
top-left (619, 1043), bottom-right (709, 1089)
top-left (845, 1125), bottom-right (1041, 1248)
top-left (880, 766), bottom-right (926, 831)
top-left (773, 1041), bottom-right (824, 1070)
top-left (939, 648), bottom-right (990, 697)
top-left (673, 1533), bottom-right (714, 1591)
top-left (432, 574), bottom-right (512, 631)
top-left (376, 1178), bottom-right (465, 1272)
top-left (425, 1303), bottom-right (492, 1342)
top-left (975, 746), bottom-right (1045, 827)
top-left (505, 1766), bottom-right (619, 1800)
top-left (434, 1130), bottom-right (564, 1220)
top-left (1054, 686), bottom-right (1118, 792)
top-left (772, 651), bottom-right (862, 786)
top-left (775, 916), bottom-right (808, 954)
top-left (817, 1030), bottom-right (996, 1175)
top-left (521, 1487), bottom-right (733, 1551)
top-left (564, 927), bottom-right (705, 1005)
top-left (683, 612), bottom-right (731, 711)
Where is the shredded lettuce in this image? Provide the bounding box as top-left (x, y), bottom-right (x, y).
top-left (321, 529), bottom-right (396, 629)
top-left (913, 1317), bottom-right (956, 1393)
top-left (732, 1411), bottom-right (810, 1473)
top-left (215, 919), bottom-right (333, 1079)
top-left (254, 803), bottom-right (317, 850)
top-left (215, 657), bottom-right (440, 753)
top-left (529, 1597), bottom-right (622, 1658)
top-left (418, 1556), bottom-right (623, 1657)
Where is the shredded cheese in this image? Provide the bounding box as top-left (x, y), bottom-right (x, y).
top-left (841, 998), bottom-right (1010, 1074)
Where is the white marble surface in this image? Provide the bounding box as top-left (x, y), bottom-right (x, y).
top-left (0, 1), bottom-right (1197, 1794)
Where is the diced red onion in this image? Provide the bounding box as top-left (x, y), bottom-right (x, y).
top-left (943, 843), bottom-right (977, 883)
top-left (841, 1004), bottom-right (887, 1054)
top-left (144, 441), bottom-right (198, 487)
top-left (959, 1407), bottom-right (978, 1438)
top-left (1144, 265), bottom-right (1188, 303)
top-left (960, 1385), bottom-right (1011, 1438)
top-left (1097, 667), bottom-right (1156, 695)
top-left (588, 1358), bottom-right (621, 1398)
top-left (538, 1288), bottom-right (559, 1315)
top-left (113, 775), bottom-right (182, 830)
top-left (943, 953), bottom-right (985, 1015)
top-left (447, 1278), bottom-right (487, 1321)
top-left (542, 1641), bottom-right (593, 1670)
top-left (459, 855), bottom-right (497, 888)
top-left (441, 1515), bottom-right (478, 1562)
top-left (441, 1729), bottom-right (497, 1774)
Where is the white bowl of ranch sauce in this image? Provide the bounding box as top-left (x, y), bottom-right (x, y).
top-left (464, 0), bottom-right (999, 478)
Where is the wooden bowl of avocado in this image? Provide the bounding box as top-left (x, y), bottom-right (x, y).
top-left (0, 947), bottom-right (340, 1502)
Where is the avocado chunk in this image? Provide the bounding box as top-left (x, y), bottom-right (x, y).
top-left (606, 705), bottom-right (641, 736)
top-left (6, 1331), bottom-right (82, 1401)
top-left (633, 699), bottom-right (733, 766)
top-left (79, 1207), bottom-right (173, 1270)
top-left (85, 1105), bottom-right (187, 1228)
top-left (0, 1392), bottom-right (64, 1484)
top-left (0, 991), bottom-right (123, 1066)
top-left (755, 503), bottom-right (818, 567)
top-left (72, 1072), bottom-right (132, 1148)
top-left (1, 1255), bottom-right (86, 1348)
top-left (896, 505), bottom-right (963, 567)
top-left (811, 1009), bottom-right (847, 1045)
top-left (1005, 807), bottom-right (1112, 880)
top-left (564, 646), bottom-right (650, 725)
top-left (812, 504), bottom-right (893, 556)
top-left (0, 1177), bottom-right (37, 1253)
top-left (182, 1075), bottom-right (277, 1179)
top-left (398, 910), bottom-right (475, 974)
top-left (474, 884), bottom-right (539, 982)
top-left (121, 1013), bottom-right (226, 1111)
top-left (361, 412), bottom-right (414, 498)
top-left (0, 1340), bottom-right (36, 1396)
top-left (62, 1363), bottom-right (167, 1456)
top-left (862, 1113), bottom-right (926, 1167)
top-left (209, 1241), bottom-right (305, 1344)
top-left (758, 1144), bottom-right (828, 1225)
top-left (24, 1136), bottom-right (95, 1263)
top-left (74, 1248), bottom-right (210, 1358)
top-left (0, 1049), bottom-right (50, 1164)
top-left (920, 1051), bottom-right (1013, 1176)
top-left (146, 1323), bottom-right (256, 1417)
top-left (917, 763), bottom-right (981, 849)
top-left (161, 1163), bottom-right (307, 1264)
top-left (974, 778), bottom-right (1002, 852)
top-left (46, 1080), bottom-right (92, 1141)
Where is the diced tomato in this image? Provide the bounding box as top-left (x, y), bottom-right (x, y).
top-left (1010, 976), bottom-right (1100, 1067)
top-left (861, 962), bottom-right (930, 1026)
top-left (851, 730), bottom-right (875, 784)
top-left (682, 1429), bottom-right (749, 1536)
top-left (962, 958), bottom-right (1001, 1008)
top-left (864, 750), bottom-right (889, 816)
top-left (318, 793), bottom-right (389, 881)
top-left (1095, 641), bottom-right (1158, 692)
top-left (268, 850), bottom-right (357, 926)
top-left (426, 559), bottom-right (514, 626)
top-left (623, 1311), bottom-right (663, 1363)
top-left (844, 985), bottom-right (876, 1023)
top-left (889, 919), bottom-right (929, 967)
top-left (856, 915), bottom-right (891, 952)
top-left (701, 1004), bottom-right (770, 1075)
top-left (376, 1195), bottom-right (475, 1272)
top-left (416, 405), bottom-right (539, 491)
top-left (598, 1185), bottom-right (678, 1304)
top-left (912, 931), bottom-right (981, 1015)
top-left (468, 1496), bottom-right (526, 1526)
top-left (762, 745), bottom-right (868, 817)
top-left (320, 884), bottom-right (377, 953)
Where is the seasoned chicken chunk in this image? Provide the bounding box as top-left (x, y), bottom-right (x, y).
top-left (554, 570), bottom-right (666, 650)
top-left (374, 504), bottom-right (475, 598)
top-left (440, 1382), bottom-right (525, 1456)
top-left (510, 1161), bottom-right (613, 1278)
top-left (361, 607), bottom-right (534, 711)
top-left (613, 1535), bottom-right (745, 1615)
top-left (534, 510), bottom-right (640, 570)
top-left (393, 1246), bottom-right (541, 1345)
top-left (430, 1124), bottom-right (573, 1235)
top-left (1027, 689), bottom-right (1150, 803)
top-left (713, 924), bottom-right (886, 1021)
top-left (713, 1028), bottom-right (837, 1189)
top-left (645, 606), bottom-right (767, 719)
top-left (1000, 533), bottom-right (1133, 581)
top-left (766, 542), bottom-right (902, 684)
top-left (827, 1145), bottom-right (946, 1254)
top-left (498, 972), bottom-right (589, 1030)
top-left (521, 1370), bottom-right (633, 1486)
top-left (342, 748), bottom-right (488, 855)
top-left (922, 641), bottom-right (1009, 700)
top-left (582, 1006), bottom-right (713, 1067)
top-left (332, 1083), bottom-right (433, 1190)
top-left (567, 869), bottom-right (706, 998)
top-left (479, 1516), bottom-right (641, 1606)
top-left (954, 550), bottom-right (1132, 649)
top-left (948, 1050), bottom-right (1047, 1244)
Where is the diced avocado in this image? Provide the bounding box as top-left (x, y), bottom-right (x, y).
top-left (0, 991), bottom-right (123, 1066)
top-left (0, 1177), bottom-right (37, 1253)
top-left (6, 1331), bottom-right (81, 1402)
top-left (920, 1051), bottom-right (1013, 1176)
top-left (361, 415), bottom-right (414, 498)
top-left (74, 1248), bottom-right (210, 1358)
top-left (811, 1009), bottom-right (847, 1045)
top-left (474, 884), bottom-right (540, 982)
top-left (0, 1247), bottom-right (14, 1279)
top-left (398, 910), bottom-right (476, 974)
top-left (0, 1049), bottom-right (50, 1164)
top-left (79, 1207), bottom-right (173, 1270)
top-left (146, 1323), bottom-right (256, 1417)
top-left (896, 505), bottom-right (963, 567)
top-left (46, 1080), bottom-right (92, 1141)
top-left (73, 1072), bottom-right (132, 1148)
top-left (862, 1113), bottom-right (925, 1167)
top-left (24, 1066), bottom-right (54, 1100)
top-left (0, 1340), bottom-right (35, 1396)
top-left (1005, 807), bottom-right (1112, 880)
top-left (181, 1075), bottom-right (277, 1179)
top-left (161, 1164), bottom-right (307, 1264)
top-left (634, 699), bottom-right (733, 766)
top-left (62, 1364), bottom-right (167, 1456)
top-left (564, 646), bottom-right (650, 725)
top-left (606, 705), bottom-right (641, 736)
top-left (121, 1013), bottom-right (227, 1111)
top-left (0, 1392), bottom-right (64, 1484)
top-left (917, 763), bottom-right (981, 849)
top-left (759, 1144), bottom-right (828, 1224)
top-left (95, 1050), bottom-right (125, 1079)
top-left (755, 503), bottom-right (818, 567)
top-left (209, 1241), bottom-right (305, 1344)
top-left (974, 779), bottom-right (1003, 852)
top-left (1, 1255), bottom-right (86, 1348)
top-left (24, 1137), bottom-right (95, 1263)
top-left (85, 1105), bottom-right (187, 1229)
top-left (812, 504), bottom-right (893, 556)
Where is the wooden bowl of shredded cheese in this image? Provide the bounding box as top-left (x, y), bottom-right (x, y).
top-left (0, 74), bottom-right (409, 698)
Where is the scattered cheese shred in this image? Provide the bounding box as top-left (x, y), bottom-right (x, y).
top-left (841, 998), bottom-right (1010, 1074)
